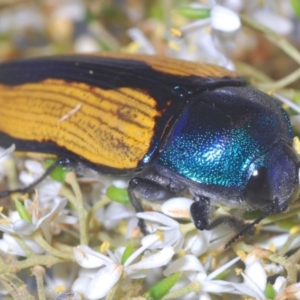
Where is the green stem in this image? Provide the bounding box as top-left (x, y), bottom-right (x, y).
top-left (88, 195), bottom-right (111, 225)
top-left (59, 185), bottom-right (78, 208)
top-left (65, 172), bottom-right (88, 245)
top-left (240, 15), bottom-right (300, 66)
top-left (257, 68), bottom-right (300, 91)
top-left (234, 61), bottom-right (271, 83)
top-left (261, 202), bottom-right (300, 225)
top-left (32, 266), bottom-right (46, 300)
top-left (285, 251), bottom-right (300, 285)
top-left (285, 261), bottom-right (298, 285)
top-left (33, 232), bottom-right (72, 260)
top-left (0, 254), bottom-right (63, 274)
top-left (240, 15), bottom-right (300, 91)
top-left (0, 274), bottom-right (35, 300)
top-left (4, 158), bottom-right (18, 191)
top-left (52, 240), bottom-right (75, 253)
top-left (278, 232), bottom-right (300, 256)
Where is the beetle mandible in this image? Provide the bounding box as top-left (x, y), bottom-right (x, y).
top-left (0, 53), bottom-right (298, 246)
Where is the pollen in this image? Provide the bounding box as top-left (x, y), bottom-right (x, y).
top-left (100, 241), bottom-right (110, 253)
top-left (290, 224), bottom-right (300, 234)
top-left (156, 230), bottom-right (164, 241)
top-left (268, 242), bottom-right (276, 253)
top-left (236, 250), bottom-right (246, 261)
top-left (54, 285), bottom-right (66, 293)
top-left (235, 268), bottom-right (243, 275)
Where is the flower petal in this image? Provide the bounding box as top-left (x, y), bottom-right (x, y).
top-left (36, 198), bottom-right (68, 228)
top-left (86, 264), bottom-right (122, 299)
top-left (0, 233), bottom-right (27, 256)
top-left (74, 245), bottom-right (113, 268)
top-left (161, 198), bottom-right (193, 219)
top-left (273, 276), bottom-right (287, 295)
top-left (202, 280), bottom-right (238, 294)
top-left (229, 281), bottom-right (265, 299)
top-left (184, 231), bottom-right (211, 256)
top-left (13, 219), bottom-right (36, 235)
top-left (163, 254), bottom-right (205, 276)
top-left (0, 233), bottom-right (44, 256)
top-left (275, 282), bottom-right (300, 300)
top-left (210, 5), bottom-right (241, 32)
top-left (252, 9), bottom-right (293, 35)
top-left (244, 261), bottom-right (267, 292)
top-left (124, 234), bottom-right (159, 266)
top-left (0, 144), bottom-right (15, 159)
top-left (128, 246), bottom-right (174, 271)
top-left (207, 257), bottom-right (240, 280)
top-left (72, 276), bottom-right (91, 298)
top-left (137, 211), bottom-right (179, 228)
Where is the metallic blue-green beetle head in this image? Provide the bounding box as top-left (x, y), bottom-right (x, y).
top-left (243, 141), bottom-right (298, 213)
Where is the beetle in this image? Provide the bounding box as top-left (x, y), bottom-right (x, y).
top-left (0, 53), bottom-right (298, 246)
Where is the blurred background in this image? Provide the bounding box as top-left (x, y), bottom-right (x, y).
top-left (0, 0), bottom-right (299, 84)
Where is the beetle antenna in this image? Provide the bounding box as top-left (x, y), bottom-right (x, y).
top-left (223, 214), bottom-right (264, 249)
top-left (223, 203), bottom-right (278, 249)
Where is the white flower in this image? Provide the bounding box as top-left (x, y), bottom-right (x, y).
top-left (275, 281), bottom-right (300, 300)
top-left (183, 227), bottom-right (231, 257)
top-left (19, 159), bottom-right (62, 203)
top-left (73, 235), bottom-right (174, 299)
top-left (0, 232), bottom-right (43, 256)
top-left (210, 5), bottom-right (241, 32)
top-left (45, 262), bottom-right (79, 299)
top-left (241, 250), bottom-right (297, 300)
top-left (137, 211), bottom-right (185, 253)
top-left (0, 197), bottom-right (76, 256)
top-left (137, 198), bottom-right (232, 254)
top-left (170, 4), bottom-right (241, 69)
top-left (95, 202), bottom-right (136, 230)
top-left (252, 9), bottom-right (293, 35)
top-left (0, 198), bottom-right (68, 238)
top-left (164, 254), bottom-right (251, 298)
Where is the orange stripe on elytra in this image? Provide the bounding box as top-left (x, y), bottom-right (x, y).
top-left (0, 80), bottom-right (160, 169)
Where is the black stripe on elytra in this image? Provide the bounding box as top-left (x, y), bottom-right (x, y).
top-left (0, 55), bottom-right (246, 111)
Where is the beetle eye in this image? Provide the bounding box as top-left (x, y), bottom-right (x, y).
top-left (243, 167), bottom-right (273, 209)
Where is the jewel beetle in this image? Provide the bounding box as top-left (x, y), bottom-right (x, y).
top-left (0, 53), bottom-right (298, 246)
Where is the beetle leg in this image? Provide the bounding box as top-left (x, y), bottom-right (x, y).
top-left (190, 196), bottom-right (255, 235)
top-left (128, 177), bottom-right (176, 234)
top-left (190, 196), bottom-right (211, 230)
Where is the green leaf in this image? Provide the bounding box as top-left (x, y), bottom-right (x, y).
top-left (143, 272), bottom-right (182, 300)
top-left (276, 220), bottom-right (296, 231)
top-left (175, 7), bottom-right (210, 19)
top-left (106, 186), bottom-right (130, 204)
top-left (44, 159), bottom-right (70, 183)
top-left (15, 199), bottom-right (31, 222)
top-left (213, 269), bottom-right (230, 280)
top-left (120, 241), bottom-right (134, 265)
top-left (264, 282), bottom-right (276, 299)
top-left (291, 0), bottom-right (300, 21)
top-left (242, 210), bottom-right (263, 220)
